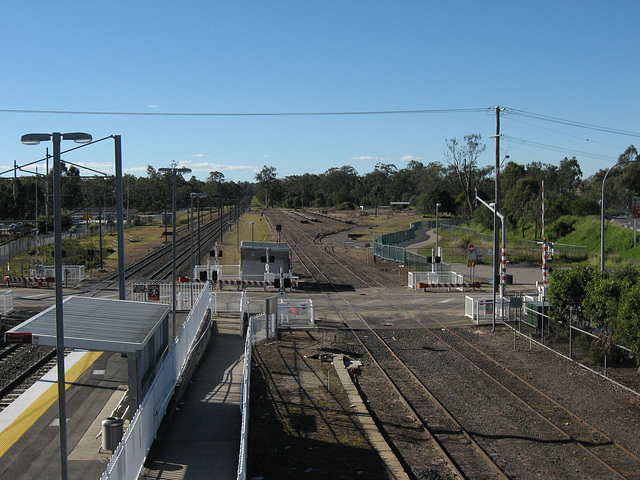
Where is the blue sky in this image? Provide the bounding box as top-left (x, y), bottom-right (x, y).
top-left (1, 1), bottom-right (639, 183)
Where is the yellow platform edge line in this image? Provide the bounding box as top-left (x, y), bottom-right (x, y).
top-left (0, 350), bottom-right (103, 458)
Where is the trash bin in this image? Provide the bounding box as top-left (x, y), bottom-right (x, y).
top-left (102, 417), bottom-right (124, 452)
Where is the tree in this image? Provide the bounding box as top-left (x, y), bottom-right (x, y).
top-left (61, 165), bottom-right (84, 210)
top-left (504, 177), bottom-right (539, 237)
top-left (548, 265), bottom-right (598, 327)
top-left (556, 157), bottom-right (582, 196)
top-left (321, 166), bottom-right (359, 206)
top-left (583, 273), bottom-right (619, 329)
top-left (204, 171), bottom-right (225, 201)
top-left (444, 134), bottom-right (487, 217)
top-left (616, 284), bottom-right (640, 359)
top-left (618, 145), bottom-right (640, 199)
top-left (255, 166), bottom-right (277, 207)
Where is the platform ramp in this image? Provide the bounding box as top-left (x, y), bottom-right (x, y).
top-left (211, 291), bottom-right (247, 336)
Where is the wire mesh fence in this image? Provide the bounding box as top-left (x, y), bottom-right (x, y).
top-left (501, 303), bottom-right (639, 396)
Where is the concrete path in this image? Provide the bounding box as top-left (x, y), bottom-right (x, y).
top-left (142, 334), bottom-right (245, 480)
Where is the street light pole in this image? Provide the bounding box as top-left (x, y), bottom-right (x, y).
top-left (250, 221), bottom-right (255, 255)
top-left (159, 164), bottom-right (191, 338)
top-left (219, 198), bottom-right (224, 243)
top-left (98, 197), bottom-right (104, 270)
top-left (475, 192), bottom-right (506, 298)
top-left (52, 133), bottom-right (67, 479)
top-left (190, 192), bottom-right (207, 276)
top-left (21, 131), bottom-right (92, 480)
top-left (190, 194), bottom-right (195, 276)
top-left (435, 202), bottom-right (441, 271)
top-left (113, 135), bottom-right (125, 299)
top-left (197, 196), bottom-right (202, 265)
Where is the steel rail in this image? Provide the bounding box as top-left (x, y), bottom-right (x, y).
top-left (307, 216), bottom-right (640, 480)
top-left (271, 210), bottom-right (508, 480)
top-left (0, 349), bottom-right (57, 411)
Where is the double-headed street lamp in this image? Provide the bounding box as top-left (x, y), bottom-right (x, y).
top-left (159, 164), bottom-right (192, 338)
top-left (190, 192), bottom-right (207, 276)
top-left (21, 132), bottom-right (92, 480)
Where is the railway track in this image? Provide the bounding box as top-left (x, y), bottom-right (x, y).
top-left (0, 202), bottom-right (250, 412)
top-left (0, 347), bottom-right (58, 412)
top-left (312, 223), bottom-right (640, 479)
top-left (269, 209), bottom-right (640, 479)
top-left (90, 201), bottom-right (248, 294)
top-left (270, 210), bottom-right (507, 479)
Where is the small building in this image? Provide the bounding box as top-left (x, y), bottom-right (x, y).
top-left (4, 296), bottom-right (170, 414)
top-left (240, 241), bottom-right (291, 280)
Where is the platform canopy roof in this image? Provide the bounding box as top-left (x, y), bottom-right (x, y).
top-left (5, 296), bottom-right (170, 353)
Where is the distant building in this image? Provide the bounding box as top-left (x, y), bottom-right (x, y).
top-left (240, 241), bottom-right (291, 280)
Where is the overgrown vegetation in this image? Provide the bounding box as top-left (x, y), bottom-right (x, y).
top-left (548, 264), bottom-right (640, 365)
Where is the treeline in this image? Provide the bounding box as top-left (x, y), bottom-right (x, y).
top-left (0, 165), bottom-right (254, 227)
top-left (4, 138), bottom-right (639, 243)
top-left (255, 139), bottom-right (640, 241)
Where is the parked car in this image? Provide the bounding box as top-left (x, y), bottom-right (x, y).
top-left (9, 222), bottom-right (23, 233)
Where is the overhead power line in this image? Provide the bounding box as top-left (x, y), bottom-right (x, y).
top-left (3, 105), bottom-right (636, 139)
top-left (509, 109), bottom-right (640, 138)
top-left (503, 115), bottom-right (626, 150)
top-left (502, 135), bottom-right (619, 162)
top-left (0, 107), bottom-right (491, 117)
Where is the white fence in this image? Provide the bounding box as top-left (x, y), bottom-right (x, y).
top-left (213, 291), bottom-right (247, 315)
top-left (193, 263), bottom-right (241, 282)
top-left (41, 265), bottom-right (86, 286)
top-left (408, 271), bottom-right (464, 289)
top-left (101, 283), bottom-right (213, 480)
top-left (237, 311), bottom-right (278, 480)
top-left (464, 295), bottom-right (510, 324)
top-left (277, 299), bottom-right (315, 328)
top-left (2, 290), bottom-right (13, 315)
top-left (131, 282), bottom-right (208, 311)
top-left (236, 320), bottom-right (252, 480)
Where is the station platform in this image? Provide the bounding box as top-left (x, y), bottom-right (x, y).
top-left (0, 332), bottom-right (245, 480)
top-left (0, 350), bottom-right (128, 480)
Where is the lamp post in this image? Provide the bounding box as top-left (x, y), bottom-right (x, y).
top-left (250, 221), bottom-right (255, 255)
top-left (475, 192), bottom-right (506, 298)
top-left (197, 195), bottom-right (205, 264)
top-left (98, 197), bottom-right (104, 270)
top-left (21, 132), bottom-right (92, 480)
top-left (435, 202), bottom-right (441, 271)
top-left (159, 164), bottom-right (191, 337)
top-left (601, 159), bottom-right (639, 271)
top-left (190, 192), bottom-right (207, 276)
top-left (218, 197), bottom-right (224, 243)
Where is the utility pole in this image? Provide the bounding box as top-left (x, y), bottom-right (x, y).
top-left (493, 106), bottom-right (502, 331)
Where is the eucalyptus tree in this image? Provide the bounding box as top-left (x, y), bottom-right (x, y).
top-left (444, 134), bottom-right (487, 217)
top-left (321, 166), bottom-right (359, 206)
top-left (255, 165), bottom-right (278, 208)
top-left (414, 161), bottom-right (456, 215)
